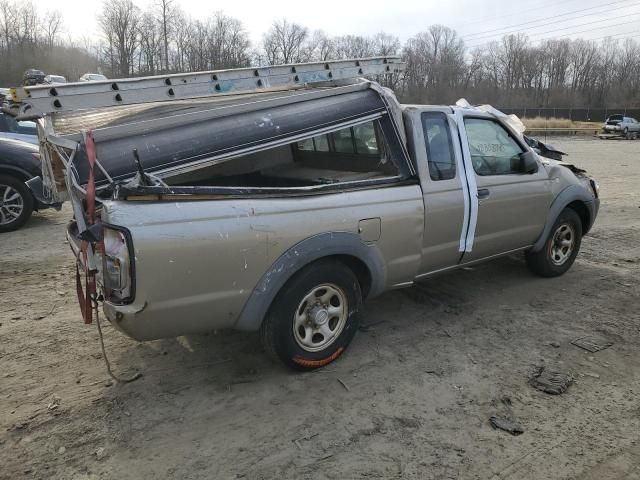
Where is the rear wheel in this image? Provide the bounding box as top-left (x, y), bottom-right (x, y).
top-left (0, 174), bottom-right (34, 233)
top-left (260, 260), bottom-right (362, 370)
top-left (526, 208), bottom-right (582, 277)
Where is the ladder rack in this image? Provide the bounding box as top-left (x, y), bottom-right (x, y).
top-left (8, 57), bottom-right (404, 118)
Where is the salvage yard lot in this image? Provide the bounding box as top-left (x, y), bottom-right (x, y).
top-left (1, 137), bottom-right (639, 479)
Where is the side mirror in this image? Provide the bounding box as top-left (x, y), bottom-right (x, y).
top-left (519, 151), bottom-right (539, 174)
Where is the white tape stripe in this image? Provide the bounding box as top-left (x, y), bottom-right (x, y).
top-left (454, 109), bottom-right (479, 252)
top-left (447, 113), bottom-right (470, 252)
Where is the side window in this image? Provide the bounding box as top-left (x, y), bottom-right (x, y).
top-left (352, 122), bottom-right (379, 155)
top-left (296, 135), bottom-right (330, 152)
top-left (464, 118), bottom-right (525, 176)
top-left (296, 138), bottom-right (314, 151)
top-left (421, 112), bottom-right (456, 181)
top-left (331, 128), bottom-right (356, 153)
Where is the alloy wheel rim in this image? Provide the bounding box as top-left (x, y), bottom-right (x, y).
top-left (550, 223), bottom-right (574, 266)
top-left (0, 184), bottom-right (24, 226)
top-left (293, 283), bottom-right (348, 352)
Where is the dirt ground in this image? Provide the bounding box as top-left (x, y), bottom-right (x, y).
top-left (1, 137), bottom-right (639, 480)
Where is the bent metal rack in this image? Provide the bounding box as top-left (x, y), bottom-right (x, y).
top-left (6, 57), bottom-right (404, 118)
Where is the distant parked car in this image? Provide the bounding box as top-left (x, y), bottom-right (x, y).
top-left (0, 112), bottom-right (38, 145)
top-left (603, 114), bottom-right (640, 138)
top-left (44, 74), bottom-right (67, 84)
top-left (0, 138), bottom-right (60, 232)
top-left (79, 73), bottom-right (107, 82)
top-left (23, 69), bottom-right (46, 86)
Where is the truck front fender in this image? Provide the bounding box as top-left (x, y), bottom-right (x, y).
top-left (234, 232), bottom-right (386, 331)
top-left (531, 184), bottom-right (597, 252)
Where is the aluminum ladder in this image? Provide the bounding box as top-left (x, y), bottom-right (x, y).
top-left (9, 57), bottom-right (404, 118)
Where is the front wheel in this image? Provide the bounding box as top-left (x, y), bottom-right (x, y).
top-left (526, 208), bottom-right (582, 277)
top-left (260, 260), bottom-right (362, 370)
top-left (0, 175), bottom-right (34, 233)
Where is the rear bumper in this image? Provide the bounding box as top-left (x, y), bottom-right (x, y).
top-left (101, 289), bottom-right (242, 341)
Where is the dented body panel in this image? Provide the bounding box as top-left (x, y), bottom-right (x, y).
top-left (98, 184), bottom-right (424, 340)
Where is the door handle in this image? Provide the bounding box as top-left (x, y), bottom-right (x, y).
top-left (477, 188), bottom-right (490, 199)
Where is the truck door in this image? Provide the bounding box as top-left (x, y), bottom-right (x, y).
top-left (457, 113), bottom-right (552, 261)
top-left (405, 108), bottom-right (466, 274)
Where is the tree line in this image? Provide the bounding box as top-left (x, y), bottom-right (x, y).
top-left (0, 0), bottom-right (99, 85)
top-left (1, 0), bottom-right (638, 110)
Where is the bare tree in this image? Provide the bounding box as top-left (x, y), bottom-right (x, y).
top-left (42, 10), bottom-right (62, 48)
top-left (262, 19), bottom-right (308, 65)
top-left (333, 35), bottom-right (374, 59)
top-left (304, 30), bottom-right (335, 61)
top-left (155, 0), bottom-right (174, 72)
top-left (372, 32), bottom-right (400, 56)
top-left (0, 0), bottom-right (17, 58)
top-left (99, 0), bottom-right (141, 77)
top-left (172, 9), bottom-right (192, 72)
top-left (138, 12), bottom-right (162, 74)
top-left (208, 12), bottom-right (250, 68)
top-left (403, 25), bottom-right (465, 102)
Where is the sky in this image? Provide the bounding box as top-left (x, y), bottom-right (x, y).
top-left (56, 0), bottom-right (640, 48)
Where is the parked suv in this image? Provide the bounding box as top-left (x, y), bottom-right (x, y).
top-left (0, 138), bottom-right (60, 232)
top-left (33, 70), bottom-right (599, 370)
top-left (22, 69), bottom-right (46, 86)
top-left (603, 114), bottom-right (640, 138)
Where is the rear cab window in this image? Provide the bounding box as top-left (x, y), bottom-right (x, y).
top-left (463, 118), bottom-right (525, 176)
top-left (290, 120), bottom-right (397, 182)
top-left (421, 112), bottom-right (456, 181)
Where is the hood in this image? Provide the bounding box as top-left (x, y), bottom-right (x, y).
top-left (538, 156), bottom-right (585, 175)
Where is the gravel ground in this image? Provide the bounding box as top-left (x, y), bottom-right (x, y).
top-left (1, 137), bottom-right (639, 480)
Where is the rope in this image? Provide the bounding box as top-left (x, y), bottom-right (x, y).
top-left (92, 296), bottom-right (142, 384)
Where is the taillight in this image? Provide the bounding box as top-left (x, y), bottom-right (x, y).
top-left (101, 225), bottom-right (134, 303)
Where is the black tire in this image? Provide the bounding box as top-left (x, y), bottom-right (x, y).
top-left (0, 174), bottom-right (34, 233)
top-left (526, 208), bottom-right (582, 277)
top-left (624, 127), bottom-right (630, 139)
top-left (260, 259), bottom-right (362, 371)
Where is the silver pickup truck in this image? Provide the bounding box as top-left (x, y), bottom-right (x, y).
top-left (24, 60), bottom-right (599, 370)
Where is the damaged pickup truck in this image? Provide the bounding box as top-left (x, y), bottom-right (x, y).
top-left (12, 58), bottom-right (599, 370)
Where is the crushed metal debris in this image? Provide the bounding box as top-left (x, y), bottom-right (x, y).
top-left (571, 336), bottom-right (613, 353)
top-left (529, 366), bottom-right (573, 395)
top-left (490, 415), bottom-right (524, 436)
